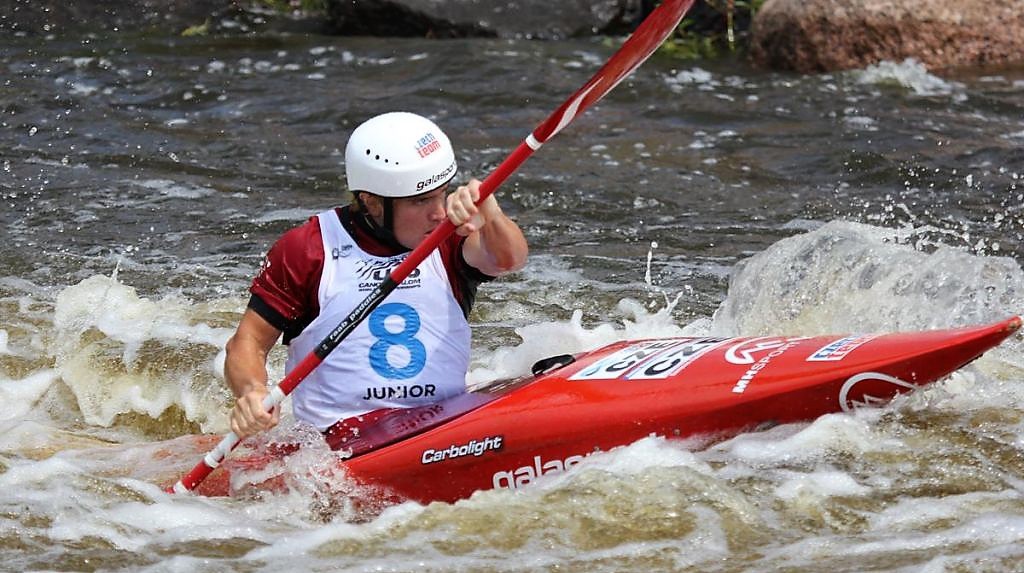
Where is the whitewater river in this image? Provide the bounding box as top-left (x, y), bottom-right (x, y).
top-left (2, 26), bottom-right (1024, 572)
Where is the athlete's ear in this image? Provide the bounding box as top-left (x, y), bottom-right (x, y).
top-left (360, 193), bottom-right (384, 221)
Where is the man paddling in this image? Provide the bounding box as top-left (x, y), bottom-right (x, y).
top-left (224, 111), bottom-right (528, 447)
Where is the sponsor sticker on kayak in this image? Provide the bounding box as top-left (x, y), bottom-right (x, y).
top-left (421, 435), bottom-right (504, 465)
top-left (806, 335), bottom-right (877, 361)
top-left (492, 452), bottom-right (590, 489)
top-left (568, 337), bottom-right (727, 381)
top-left (726, 336), bottom-right (809, 394)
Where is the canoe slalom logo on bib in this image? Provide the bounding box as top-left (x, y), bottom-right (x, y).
top-left (838, 372), bottom-right (917, 412)
top-left (355, 256), bottom-right (421, 291)
top-left (355, 254), bottom-right (406, 280)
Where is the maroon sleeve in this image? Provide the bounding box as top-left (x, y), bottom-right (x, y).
top-left (439, 233), bottom-right (493, 318)
top-left (249, 216), bottom-right (325, 341)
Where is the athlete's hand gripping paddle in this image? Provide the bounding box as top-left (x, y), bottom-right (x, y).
top-left (168, 0), bottom-right (697, 494)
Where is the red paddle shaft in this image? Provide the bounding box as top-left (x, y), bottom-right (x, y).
top-left (169, 0), bottom-right (696, 494)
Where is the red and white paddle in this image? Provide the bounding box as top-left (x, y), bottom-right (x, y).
top-left (169, 0), bottom-right (696, 494)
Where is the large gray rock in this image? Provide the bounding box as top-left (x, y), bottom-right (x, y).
top-left (1, 0), bottom-right (221, 35)
top-left (2, 0), bottom-right (655, 40)
top-left (0, 0), bottom-right (327, 37)
top-left (325, 0), bottom-right (651, 39)
top-left (751, 0), bottom-right (1024, 72)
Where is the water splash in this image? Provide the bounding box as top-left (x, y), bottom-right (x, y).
top-left (51, 274), bottom-right (242, 433)
top-left (711, 220), bottom-right (1023, 337)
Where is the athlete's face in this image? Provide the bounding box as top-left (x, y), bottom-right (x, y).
top-left (390, 186), bottom-right (449, 249)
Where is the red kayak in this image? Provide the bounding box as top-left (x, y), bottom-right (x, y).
top-left (185, 316), bottom-right (1020, 504)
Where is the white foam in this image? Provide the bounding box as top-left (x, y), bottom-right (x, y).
top-left (870, 490), bottom-right (1018, 531)
top-left (62, 78), bottom-right (100, 96)
top-left (0, 456), bottom-right (84, 487)
top-left (41, 479), bottom-right (280, 553)
top-left (129, 179), bottom-right (215, 200)
top-left (246, 501), bottom-right (425, 560)
top-left (253, 208), bottom-right (315, 223)
top-left (774, 468), bottom-right (870, 501)
top-left (554, 435), bottom-right (714, 480)
top-left (0, 420), bottom-right (60, 450)
top-left (109, 500), bottom-right (237, 532)
top-left (0, 369), bottom-right (58, 421)
top-left (665, 67), bottom-right (721, 94)
top-left (719, 411), bottom-right (897, 464)
top-left (854, 58), bottom-right (963, 97)
top-left (844, 115), bottom-right (878, 130)
top-left (670, 67), bottom-right (714, 85)
top-left (759, 512), bottom-right (1024, 570)
top-left (849, 513), bottom-right (1024, 556)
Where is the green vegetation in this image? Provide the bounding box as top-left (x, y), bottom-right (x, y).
top-left (181, 19), bottom-right (210, 37)
top-left (660, 19), bottom-right (721, 60)
top-left (660, 0), bottom-right (766, 59)
top-left (180, 0), bottom-right (327, 36)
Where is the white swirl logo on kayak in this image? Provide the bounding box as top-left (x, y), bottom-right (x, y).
top-left (725, 336), bottom-right (809, 365)
top-left (839, 372), bottom-right (918, 412)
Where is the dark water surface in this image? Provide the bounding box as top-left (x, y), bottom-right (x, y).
top-left (2, 30), bottom-right (1024, 572)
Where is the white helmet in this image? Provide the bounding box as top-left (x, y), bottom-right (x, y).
top-left (345, 112), bottom-right (458, 198)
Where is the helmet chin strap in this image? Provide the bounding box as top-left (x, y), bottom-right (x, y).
top-left (355, 193), bottom-right (408, 252)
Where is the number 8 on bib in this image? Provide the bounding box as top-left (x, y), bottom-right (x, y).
top-left (368, 302), bottom-right (427, 379)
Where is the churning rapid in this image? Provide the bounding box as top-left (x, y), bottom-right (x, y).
top-left (2, 26), bottom-right (1024, 572)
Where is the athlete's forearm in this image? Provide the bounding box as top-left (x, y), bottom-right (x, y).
top-left (224, 308), bottom-right (282, 396)
top-left (224, 336), bottom-right (270, 397)
top-left (476, 201), bottom-right (528, 274)
top-left (449, 179), bottom-right (528, 276)
top-left (224, 310), bottom-right (283, 437)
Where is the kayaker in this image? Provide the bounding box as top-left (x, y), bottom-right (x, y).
top-left (223, 111), bottom-right (528, 447)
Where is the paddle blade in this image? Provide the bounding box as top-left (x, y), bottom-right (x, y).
top-left (532, 0), bottom-right (695, 144)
